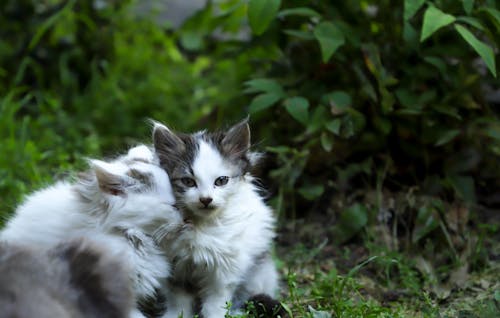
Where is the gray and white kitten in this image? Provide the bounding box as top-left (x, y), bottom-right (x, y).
top-left (152, 119), bottom-right (279, 318)
top-left (0, 238), bottom-right (133, 318)
top-left (0, 145), bottom-right (182, 318)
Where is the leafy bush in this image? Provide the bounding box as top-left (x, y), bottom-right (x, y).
top-left (240, 1), bottom-right (500, 291)
top-left (0, 0), bottom-right (257, 219)
top-left (244, 0), bottom-right (500, 218)
top-left (1, 0), bottom-right (498, 237)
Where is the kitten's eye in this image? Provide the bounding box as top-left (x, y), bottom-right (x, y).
top-left (181, 177), bottom-right (197, 187)
top-left (214, 176), bottom-right (229, 186)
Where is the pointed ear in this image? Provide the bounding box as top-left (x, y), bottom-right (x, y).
top-left (222, 118), bottom-right (251, 158)
top-left (90, 160), bottom-right (126, 196)
top-left (152, 121), bottom-right (185, 169)
top-left (126, 144), bottom-right (154, 163)
top-left (152, 122), bottom-right (185, 152)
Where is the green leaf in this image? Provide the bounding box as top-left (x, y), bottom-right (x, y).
top-left (243, 78), bottom-right (285, 96)
top-left (298, 184), bottom-right (324, 200)
top-left (456, 16), bottom-right (485, 31)
top-left (373, 116), bottom-right (392, 135)
top-left (248, 0), bottom-right (281, 35)
top-left (455, 24), bottom-right (497, 77)
top-left (435, 129), bottom-right (461, 146)
top-left (347, 109), bottom-right (366, 136)
top-left (420, 6), bottom-right (456, 42)
top-left (449, 175), bottom-right (476, 202)
top-left (180, 31), bottom-right (203, 51)
top-left (308, 305), bottom-right (332, 318)
top-left (325, 119), bottom-right (342, 135)
top-left (334, 203), bottom-right (368, 243)
top-left (403, 21), bottom-right (419, 46)
top-left (424, 56), bottom-right (447, 75)
top-left (283, 29), bottom-right (315, 40)
top-left (306, 105), bottom-right (329, 135)
top-left (413, 206), bottom-right (439, 243)
top-left (266, 145), bottom-right (292, 154)
top-left (480, 7), bottom-right (500, 31)
top-left (313, 21), bottom-right (345, 62)
top-left (434, 105), bottom-right (462, 120)
top-left (323, 91), bottom-right (351, 115)
top-left (284, 97), bottom-right (309, 125)
top-left (248, 93), bottom-right (282, 113)
top-left (395, 88), bottom-right (419, 109)
top-left (29, 0), bottom-right (76, 50)
top-left (485, 123), bottom-right (500, 140)
top-left (320, 132), bottom-right (333, 152)
top-left (404, 0), bottom-right (426, 21)
top-left (494, 290), bottom-right (500, 302)
top-left (462, 0), bottom-right (474, 14)
top-left (278, 7), bottom-right (320, 18)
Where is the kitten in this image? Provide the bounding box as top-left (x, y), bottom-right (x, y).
top-left (0, 145), bottom-right (183, 317)
top-left (153, 119), bottom-right (279, 318)
top-left (0, 238), bottom-right (134, 318)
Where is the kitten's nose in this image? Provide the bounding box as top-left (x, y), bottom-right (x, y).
top-left (199, 197), bottom-right (213, 207)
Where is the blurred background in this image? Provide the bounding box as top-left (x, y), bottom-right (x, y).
top-left (0, 0), bottom-right (499, 316)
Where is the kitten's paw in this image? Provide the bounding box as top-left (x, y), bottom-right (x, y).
top-left (245, 294), bottom-right (288, 318)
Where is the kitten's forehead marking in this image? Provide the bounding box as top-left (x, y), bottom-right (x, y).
top-left (191, 140), bottom-right (234, 188)
top-left (194, 140), bottom-right (226, 171)
top-left (129, 161), bottom-right (174, 203)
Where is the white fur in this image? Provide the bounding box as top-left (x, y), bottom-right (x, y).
top-left (0, 145), bottom-right (182, 317)
top-left (124, 144), bottom-right (157, 163)
top-left (161, 141), bottom-right (278, 318)
top-left (181, 140), bottom-right (241, 218)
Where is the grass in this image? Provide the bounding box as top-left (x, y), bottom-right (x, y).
top-left (271, 239), bottom-right (500, 318)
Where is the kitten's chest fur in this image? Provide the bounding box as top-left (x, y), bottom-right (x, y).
top-left (170, 219), bottom-right (239, 273)
top-left (167, 187), bottom-right (275, 288)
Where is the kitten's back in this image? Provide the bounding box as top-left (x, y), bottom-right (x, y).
top-left (0, 181), bottom-right (94, 246)
top-left (0, 239), bottom-right (134, 318)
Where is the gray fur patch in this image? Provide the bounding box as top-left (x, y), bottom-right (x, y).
top-left (0, 240), bottom-right (133, 318)
top-left (126, 169), bottom-right (154, 193)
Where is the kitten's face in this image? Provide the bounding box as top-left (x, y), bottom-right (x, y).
top-left (172, 140), bottom-right (241, 217)
top-left (153, 120), bottom-right (254, 219)
top-left (77, 145), bottom-right (180, 229)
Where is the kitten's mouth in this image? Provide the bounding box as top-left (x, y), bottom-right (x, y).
top-left (187, 204), bottom-right (219, 217)
top-left (198, 205), bottom-right (216, 211)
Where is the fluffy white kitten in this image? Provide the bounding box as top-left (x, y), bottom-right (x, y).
top-left (0, 145), bottom-right (183, 318)
top-left (153, 119), bottom-right (278, 318)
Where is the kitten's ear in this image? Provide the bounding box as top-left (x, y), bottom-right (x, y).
top-left (90, 160), bottom-right (126, 196)
top-left (126, 144), bottom-right (154, 163)
top-left (152, 121), bottom-right (185, 168)
top-left (51, 239), bottom-right (133, 317)
top-left (152, 122), bottom-right (185, 152)
top-left (222, 118), bottom-right (251, 158)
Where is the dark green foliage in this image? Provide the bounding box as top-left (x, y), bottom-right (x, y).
top-left (246, 0), bottom-right (500, 219)
top-left (0, 0), bottom-right (256, 220)
top-left (245, 2), bottom-right (499, 311)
